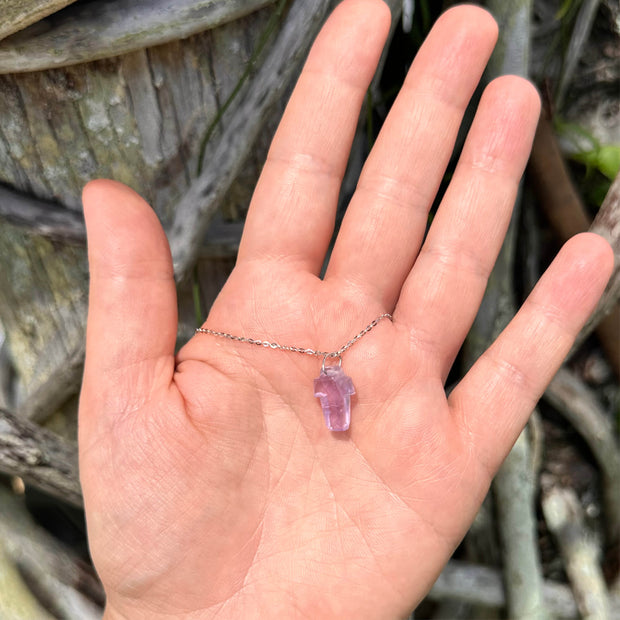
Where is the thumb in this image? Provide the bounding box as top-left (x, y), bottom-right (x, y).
top-left (80, 180), bottom-right (178, 432)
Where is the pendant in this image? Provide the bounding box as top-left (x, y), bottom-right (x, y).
top-left (314, 361), bottom-right (355, 432)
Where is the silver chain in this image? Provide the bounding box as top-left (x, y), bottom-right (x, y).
top-left (195, 313), bottom-right (392, 360)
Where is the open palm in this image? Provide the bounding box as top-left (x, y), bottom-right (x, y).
top-left (78, 1), bottom-right (612, 618)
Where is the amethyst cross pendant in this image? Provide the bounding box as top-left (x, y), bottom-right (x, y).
top-left (313, 364), bottom-right (355, 432)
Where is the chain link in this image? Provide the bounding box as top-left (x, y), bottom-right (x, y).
top-left (195, 313), bottom-right (392, 359)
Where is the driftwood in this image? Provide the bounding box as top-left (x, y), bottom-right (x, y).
top-left (0, 184), bottom-right (85, 243)
top-left (0, 217), bottom-right (88, 410)
top-left (545, 367), bottom-right (620, 551)
top-left (0, 485), bottom-right (103, 617)
top-left (0, 544), bottom-right (54, 620)
top-left (427, 560), bottom-right (603, 619)
top-left (0, 0), bottom-right (77, 43)
top-left (0, 0), bottom-right (277, 73)
top-left (494, 425), bottom-right (549, 620)
top-left (542, 480), bottom-right (610, 619)
top-left (0, 408), bottom-right (81, 506)
top-left (580, 172), bottom-right (620, 351)
top-left (554, 0), bottom-right (602, 109)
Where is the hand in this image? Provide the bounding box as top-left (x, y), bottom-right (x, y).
top-left (78, 1), bottom-right (613, 618)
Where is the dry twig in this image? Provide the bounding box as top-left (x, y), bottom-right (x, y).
top-left (545, 366), bottom-right (620, 552)
top-left (542, 481), bottom-right (610, 619)
top-left (426, 559), bottom-right (610, 619)
top-left (0, 408), bottom-right (81, 507)
top-left (0, 486), bottom-right (103, 618)
top-left (580, 172), bottom-right (620, 353)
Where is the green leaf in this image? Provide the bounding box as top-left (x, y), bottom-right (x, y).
top-left (596, 145), bottom-right (620, 180)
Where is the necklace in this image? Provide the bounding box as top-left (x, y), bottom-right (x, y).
top-left (196, 313), bottom-right (392, 431)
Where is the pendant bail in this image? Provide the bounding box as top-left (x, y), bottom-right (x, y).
top-left (321, 353), bottom-right (342, 374)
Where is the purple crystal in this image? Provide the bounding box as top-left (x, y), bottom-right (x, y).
top-left (314, 365), bottom-right (355, 431)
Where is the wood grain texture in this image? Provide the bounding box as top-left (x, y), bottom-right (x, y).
top-left (0, 0), bottom-right (277, 73)
top-left (0, 0), bottom-right (77, 43)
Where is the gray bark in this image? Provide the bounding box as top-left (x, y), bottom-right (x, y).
top-left (542, 482), bottom-right (611, 619)
top-left (545, 367), bottom-right (620, 550)
top-left (577, 172), bottom-right (620, 348)
top-left (0, 544), bottom-right (54, 620)
top-left (0, 407), bottom-right (81, 506)
top-left (427, 560), bottom-right (617, 619)
top-left (0, 0), bottom-right (77, 43)
top-left (0, 0), bottom-right (277, 73)
top-left (0, 485), bottom-right (104, 616)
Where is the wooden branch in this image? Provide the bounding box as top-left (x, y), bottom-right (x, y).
top-left (0, 486), bottom-right (103, 614)
top-left (544, 367), bottom-right (620, 549)
top-left (529, 116), bottom-right (620, 375)
top-left (580, 172), bottom-right (620, 349)
top-left (0, 408), bottom-right (81, 507)
top-left (555, 0), bottom-right (602, 110)
top-left (0, 543), bottom-right (54, 620)
top-left (542, 481), bottom-right (611, 619)
top-left (0, 0), bottom-right (76, 43)
top-left (427, 560), bottom-right (588, 619)
top-left (0, 0), bottom-right (277, 73)
top-left (494, 425), bottom-right (548, 620)
top-left (0, 184), bottom-right (86, 243)
top-left (169, 0), bottom-right (333, 281)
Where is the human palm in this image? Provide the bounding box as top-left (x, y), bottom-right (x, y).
top-left (78, 2), bottom-right (613, 619)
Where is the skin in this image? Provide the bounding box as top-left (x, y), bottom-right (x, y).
top-left (78, 1), bottom-right (614, 618)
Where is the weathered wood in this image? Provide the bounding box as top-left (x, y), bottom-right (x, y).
top-left (169, 0), bottom-right (334, 280)
top-left (542, 481), bottom-right (611, 619)
top-left (0, 0), bottom-right (77, 44)
top-left (583, 172), bottom-right (620, 342)
top-left (0, 220), bottom-right (88, 406)
top-left (545, 366), bottom-right (620, 550)
top-left (0, 544), bottom-right (54, 620)
top-left (0, 183), bottom-right (85, 242)
top-left (0, 0), bottom-right (277, 73)
top-left (464, 3), bottom-right (548, 615)
top-left (0, 486), bottom-right (104, 613)
top-left (555, 0), bottom-right (602, 110)
top-left (0, 408), bottom-right (81, 507)
top-left (0, 4), bottom-right (280, 415)
top-left (21, 344), bottom-right (85, 423)
top-left (427, 560), bottom-right (588, 619)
